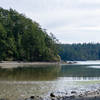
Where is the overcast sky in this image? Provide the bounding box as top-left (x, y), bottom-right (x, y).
top-left (0, 0), bottom-right (100, 43)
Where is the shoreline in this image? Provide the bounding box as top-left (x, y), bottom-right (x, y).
top-left (0, 61), bottom-right (60, 68)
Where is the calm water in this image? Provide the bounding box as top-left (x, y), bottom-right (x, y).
top-left (1, 61), bottom-right (100, 99)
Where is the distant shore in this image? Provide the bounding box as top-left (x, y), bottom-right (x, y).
top-left (0, 61), bottom-right (60, 68)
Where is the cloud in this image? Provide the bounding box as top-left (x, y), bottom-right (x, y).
top-left (0, 0), bottom-right (100, 43)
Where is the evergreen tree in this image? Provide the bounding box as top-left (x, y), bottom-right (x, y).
top-left (0, 7), bottom-right (60, 62)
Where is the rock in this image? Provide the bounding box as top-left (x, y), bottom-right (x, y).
top-left (50, 93), bottom-right (55, 97)
top-left (66, 92), bottom-right (68, 95)
top-left (30, 96), bottom-right (34, 99)
top-left (36, 96), bottom-right (43, 100)
top-left (78, 93), bottom-right (83, 97)
top-left (96, 91), bottom-right (99, 95)
top-left (51, 98), bottom-right (55, 100)
top-left (71, 91), bottom-right (77, 94)
top-left (25, 98), bottom-right (31, 100)
top-left (25, 97), bottom-right (34, 100)
top-left (68, 61), bottom-right (73, 64)
top-left (25, 96), bottom-right (43, 100)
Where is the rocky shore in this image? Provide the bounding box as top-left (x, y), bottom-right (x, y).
top-left (1, 89), bottom-right (100, 100)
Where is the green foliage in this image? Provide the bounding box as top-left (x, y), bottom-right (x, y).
top-left (0, 7), bottom-right (60, 62)
top-left (59, 43), bottom-right (100, 61)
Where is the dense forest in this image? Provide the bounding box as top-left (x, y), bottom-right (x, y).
top-left (1, 8), bottom-right (100, 62)
top-left (0, 7), bottom-right (60, 62)
top-left (59, 43), bottom-right (100, 61)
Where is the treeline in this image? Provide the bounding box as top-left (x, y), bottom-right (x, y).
top-left (0, 7), bottom-right (60, 61)
top-left (59, 43), bottom-right (100, 61)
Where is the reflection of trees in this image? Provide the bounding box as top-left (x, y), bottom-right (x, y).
top-left (1, 64), bottom-right (100, 81)
top-left (61, 65), bottom-right (100, 77)
top-left (0, 64), bottom-right (61, 81)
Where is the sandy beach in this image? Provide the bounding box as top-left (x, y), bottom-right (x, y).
top-left (0, 61), bottom-right (60, 68)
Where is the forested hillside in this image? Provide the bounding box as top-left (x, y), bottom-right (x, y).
top-left (0, 7), bottom-right (60, 61)
top-left (59, 43), bottom-right (100, 61)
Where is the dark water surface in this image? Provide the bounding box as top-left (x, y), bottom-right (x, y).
top-left (0, 61), bottom-right (100, 99)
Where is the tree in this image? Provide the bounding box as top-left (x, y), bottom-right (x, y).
top-left (0, 7), bottom-right (60, 62)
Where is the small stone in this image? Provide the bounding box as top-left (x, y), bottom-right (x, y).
top-left (96, 91), bottom-right (99, 94)
top-left (30, 96), bottom-right (34, 99)
top-left (71, 91), bottom-right (77, 94)
top-left (79, 94), bottom-right (83, 97)
top-left (50, 93), bottom-right (55, 97)
top-left (66, 92), bottom-right (68, 95)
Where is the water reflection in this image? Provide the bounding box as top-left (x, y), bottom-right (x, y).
top-left (0, 64), bottom-right (100, 81)
top-left (0, 64), bottom-right (61, 81)
top-left (61, 65), bottom-right (100, 78)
